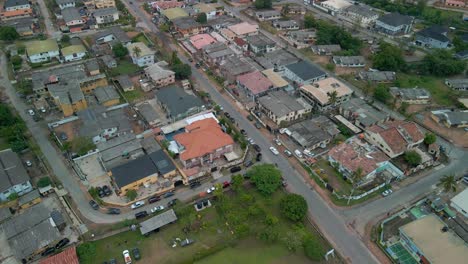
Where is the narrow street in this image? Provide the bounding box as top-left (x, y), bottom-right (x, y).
top-left (36, 0), bottom-right (62, 39)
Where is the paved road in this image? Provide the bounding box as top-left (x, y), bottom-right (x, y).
top-left (36, 0), bottom-right (62, 39)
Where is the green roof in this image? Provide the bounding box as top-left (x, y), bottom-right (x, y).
top-left (162, 7), bottom-right (188, 21)
top-left (26, 39), bottom-right (59, 55)
top-left (61, 44), bottom-right (87, 57)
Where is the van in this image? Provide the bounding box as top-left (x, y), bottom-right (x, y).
top-left (135, 211), bottom-right (148, 219)
top-left (294, 149), bottom-right (303, 158)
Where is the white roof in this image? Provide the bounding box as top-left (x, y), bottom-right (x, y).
top-left (451, 188), bottom-right (468, 212)
top-left (321, 0), bottom-right (352, 10)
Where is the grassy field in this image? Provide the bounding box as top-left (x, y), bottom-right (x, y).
top-left (78, 183), bottom-right (334, 264)
top-left (111, 60), bottom-right (141, 76)
top-left (132, 33), bottom-right (152, 46)
top-left (396, 73), bottom-right (454, 106)
top-left (123, 88), bottom-right (145, 103)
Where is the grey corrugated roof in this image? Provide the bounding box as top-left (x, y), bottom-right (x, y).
top-left (93, 7), bottom-right (118, 17)
top-left (137, 103), bottom-right (161, 124)
top-left (417, 26), bottom-right (450, 43)
top-left (340, 97), bottom-right (388, 127)
top-left (50, 210), bottom-right (65, 226)
top-left (56, 0), bottom-right (75, 5)
top-left (389, 87), bottom-right (431, 100)
top-left (94, 85), bottom-right (120, 104)
top-left (345, 4), bottom-right (378, 18)
top-left (116, 74), bottom-right (133, 89)
top-left (288, 116), bottom-right (338, 148)
top-left (140, 209), bottom-right (177, 235)
top-left (258, 90), bottom-right (310, 118)
top-left (172, 17), bottom-right (200, 30)
top-left (61, 7), bottom-right (82, 24)
top-left (0, 149), bottom-right (31, 192)
top-left (77, 105), bottom-right (132, 138)
top-left (155, 85), bottom-right (204, 117)
top-left (0, 207), bottom-right (12, 223)
top-left (256, 49), bottom-right (299, 69)
top-left (5, 0), bottom-right (29, 8)
top-left (18, 189), bottom-right (40, 206)
top-left (377, 13), bottom-right (413, 27)
top-left (246, 33), bottom-right (275, 47)
top-left (285, 60), bottom-right (326, 81)
top-left (94, 26), bottom-right (131, 44)
top-left (85, 59), bottom-right (100, 72)
top-left (111, 155), bottom-right (159, 188)
top-left (149, 149), bottom-right (176, 175)
top-left (0, 203), bottom-right (50, 239)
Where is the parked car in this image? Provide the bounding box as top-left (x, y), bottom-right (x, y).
top-left (382, 189), bottom-right (393, 197)
top-left (190, 181), bottom-right (201, 189)
top-left (131, 201), bottom-right (145, 209)
top-left (247, 138), bottom-right (254, 144)
top-left (123, 249), bottom-right (132, 264)
top-left (274, 139), bottom-right (282, 146)
top-left (269, 147), bottom-right (279, 155)
top-left (28, 109), bottom-right (35, 116)
top-left (25, 160), bottom-right (32, 167)
top-left (294, 149), bottom-right (303, 158)
top-left (167, 199), bottom-right (177, 207)
top-left (303, 149), bottom-right (314, 157)
top-left (255, 122), bottom-right (262, 129)
top-left (284, 150), bottom-right (292, 157)
top-left (148, 196), bottom-right (161, 203)
top-left (59, 132), bottom-right (68, 141)
top-left (107, 208), bottom-right (121, 215)
top-left (230, 166), bottom-right (242, 173)
top-left (151, 205), bottom-right (165, 213)
top-left (40, 106), bottom-right (46, 113)
top-left (97, 186), bottom-right (105, 198)
top-left (244, 160), bottom-right (253, 167)
top-left (223, 181), bottom-right (231, 188)
top-left (89, 200), bottom-right (99, 210)
top-left (253, 144), bottom-right (261, 152)
top-left (55, 238), bottom-right (70, 249)
top-left (135, 211), bottom-right (148, 219)
top-left (132, 248), bottom-right (141, 260)
top-left (180, 238), bottom-right (195, 247)
top-left (41, 247), bottom-right (55, 256)
top-left (103, 185), bottom-right (112, 196)
top-left (247, 115), bottom-right (254, 121)
top-left (206, 186), bottom-right (216, 194)
top-left (225, 112), bottom-right (231, 119)
top-left (163, 191), bottom-right (175, 198)
top-left (240, 129), bottom-right (247, 136)
top-left (256, 153), bottom-right (262, 162)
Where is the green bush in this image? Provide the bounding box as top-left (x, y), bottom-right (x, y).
top-left (303, 236), bottom-right (324, 261)
top-left (77, 242), bottom-right (97, 263)
top-left (248, 164), bottom-right (282, 196)
top-left (280, 194), bottom-right (308, 222)
top-left (126, 189), bottom-right (138, 201)
top-left (37, 177), bottom-right (52, 188)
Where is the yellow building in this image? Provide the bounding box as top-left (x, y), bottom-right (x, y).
top-left (18, 190), bottom-right (42, 210)
top-left (110, 149), bottom-right (177, 195)
top-left (94, 85), bottom-right (120, 107)
top-left (94, 0), bottom-right (116, 9)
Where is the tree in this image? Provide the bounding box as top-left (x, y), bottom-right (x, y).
top-left (112, 43), bottom-right (128, 58)
top-left (67, 137), bottom-right (96, 156)
top-left (254, 0), bottom-right (272, 9)
top-left (327, 90), bottom-right (338, 105)
top-left (374, 85), bottom-right (391, 103)
top-left (0, 26), bottom-right (19, 41)
top-left (213, 182), bottom-right (224, 201)
top-left (10, 55), bottom-right (22, 70)
top-left (172, 63), bottom-right (192, 79)
top-left (439, 175), bottom-right (457, 193)
top-left (132, 46), bottom-right (142, 58)
top-left (372, 42), bottom-right (406, 71)
top-left (404, 150), bottom-right (422, 167)
top-left (424, 133), bottom-right (437, 145)
top-left (170, 51), bottom-right (182, 65)
top-left (37, 177), bottom-right (52, 188)
top-left (304, 14), bottom-right (317, 29)
top-left (418, 49), bottom-right (466, 76)
top-left (125, 189), bottom-right (138, 201)
top-left (61, 34), bottom-right (70, 44)
top-left (248, 164), bottom-right (282, 196)
top-left (282, 4), bottom-right (290, 15)
top-left (351, 167), bottom-right (364, 185)
top-left (280, 194), bottom-right (308, 222)
top-left (196, 12), bottom-right (207, 24)
top-left (231, 174), bottom-right (244, 192)
top-left (303, 236), bottom-right (324, 261)
top-left (282, 231), bottom-right (302, 252)
top-left (7, 192), bottom-right (18, 201)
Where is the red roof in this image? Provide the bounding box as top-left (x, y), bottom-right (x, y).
top-left (236, 71), bottom-right (273, 95)
top-left (367, 121), bottom-right (424, 154)
top-left (174, 119), bottom-right (234, 161)
top-left (234, 37), bottom-right (247, 46)
top-left (190, 34), bottom-right (217, 50)
top-left (39, 247), bottom-right (79, 264)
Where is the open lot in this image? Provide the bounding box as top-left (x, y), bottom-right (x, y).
top-left (395, 74), bottom-right (455, 106)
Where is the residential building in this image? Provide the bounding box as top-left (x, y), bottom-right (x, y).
top-left (206, 15), bottom-right (240, 30)
top-left (430, 109), bottom-right (468, 128)
top-left (26, 39), bottom-right (60, 63)
top-left (299, 77), bottom-right (353, 111)
top-left (0, 149), bottom-right (33, 201)
top-left (94, 0), bottom-right (116, 9)
top-left (4, 0), bottom-right (30, 11)
top-left (162, 7), bottom-right (188, 21)
top-left (18, 189), bottom-right (41, 210)
top-left (61, 44), bottom-right (87, 62)
top-left (339, 97), bottom-right (390, 128)
top-left (155, 85), bottom-right (204, 122)
top-left (61, 7), bottom-right (85, 32)
top-left (444, 0), bottom-right (466, 7)
top-left (219, 56), bottom-right (254, 83)
top-left (316, 0), bottom-right (352, 16)
top-left (272, 20), bottom-right (299, 31)
top-left (311, 44), bottom-right (341, 55)
top-left (399, 214), bottom-right (468, 264)
top-left (127, 42), bottom-right (154, 67)
top-left (376, 13), bottom-right (413, 35)
top-left (93, 85), bottom-right (120, 106)
top-left (227, 22), bottom-right (259, 37)
top-left (85, 59), bottom-right (100, 76)
top-left (144, 61), bottom-right (175, 88)
top-left (151, 0), bottom-right (185, 12)
top-left (93, 26), bottom-right (131, 46)
top-left (255, 49), bottom-right (299, 71)
top-left (289, 115), bottom-right (340, 150)
top-left (237, 71), bottom-right (274, 100)
top-left (364, 120), bottom-right (424, 158)
top-left (284, 5), bottom-right (305, 15)
top-left (173, 119), bottom-right (234, 168)
top-left (445, 78), bottom-right (468, 91)
top-left (286, 30), bottom-right (316, 48)
top-left (193, 3), bottom-right (221, 20)
top-left (172, 17), bottom-right (203, 37)
top-left (389, 87), bottom-right (431, 104)
top-left (258, 90), bottom-right (312, 125)
top-left (93, 7), bottom-right (119, 24)
top-left (115, 74), bottom-right (134, 91)
top-left (110, 149), bottom-right (177, 195)
top-left (283, 60), bottom-right (327, 85)
top-left (40, 247), bottom-right (79, 264)
top-left (233, 37), bottom-right (248, 51)
top-left (189, 33), bottom-right (217, 51)
top-left (261, 68), bottom-right (289, 89)
top-left (0, 8), bottom-right (33, 22)
top-left (332, 56), bottom-right (366, 67)
top-left (450, 188), bottom-right (468, 218)
top-left (5, 17), bottom-right (34, 36)
top-left (56, 0), bottom-right (76, 10)
top-left (328, 137), bottom-right (403, 185)
top-left (246, 33), bottom-right (276, 54)
top-left (255, 10), bottom-right (281, 21)
top-left (358, 71), bottom-right (396, 83)
top-left (136, 102), bottom-right (162, 127)
top-left (201, 42), bottom-right (234, 66)
top-left (415, 26), bottom-right (451, 49)
top-left (99, 54), bottom-right (117, 68)
top-left (343, 4), bottom-right (379, 27)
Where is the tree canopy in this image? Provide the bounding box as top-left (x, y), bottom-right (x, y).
top-left (112, 43), bottom-right (128, 58)
top-left (248, 164), bottom-right (282, 196)
top-left (196, 12), bottom-right (207, 23)
top-left (372, 42), bottom-right (406, 71)
top-left (404, 150), bottom-right (422, 167)
top-left (374, 85), bottom-right (392, 103)
top-left (254, 0), bottom-right (272, 9)
top-left (172, 63), bottom-right (192, 79)
top-left (0, 26), bottom-right (19, 41)
top-left (424, 133), bottom-right (436, 145)
top-left (418, 50), bottom-right (466, 77)
top-left (126, 189), bottom-right (138, 201)
top-left (280, 194), bottom-right (308, 222)
top-left (0, 103), bottom-right (28, 152)
top-left (439, 175), bottom-right (457, 193)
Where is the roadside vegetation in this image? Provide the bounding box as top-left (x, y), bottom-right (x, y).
top-left (0, 103), bottom-right (29, 152)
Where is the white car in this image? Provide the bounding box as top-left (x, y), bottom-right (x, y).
top-left (28, 109), bottom-right (35, 116)
top-left (40, 107), bottom-right (46, 113)
top-left (123, 249), bottom-right (132, 264)
top-left (206, 186), bottom-right (216, 194)
top-left (151, 205), bottom-right (165, 213)
top-left (25, 160), bottom-right (32, 167)
top-left (269, 147), bottom-right (279, 155)
top-left (382, 189), bottom-right (393, 197)
top-left (130, 201), bottom-right (145, 209)
top-left (274, 139), bottom-right (282, 146)
top-left (247, 138), bottom-right (255, 144)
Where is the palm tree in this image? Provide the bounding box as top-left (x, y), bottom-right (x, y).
top-left (132, 46), bottom-right (141, 58)
top-left (439, 175), bottom-right (457, 193)
top-left (352, 167), bottom-right (363, 187)
top-left (327, 90), bottom-right (338, 105)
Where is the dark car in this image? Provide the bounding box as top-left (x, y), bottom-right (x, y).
top-left (135, 211), bottom-right (148, 219)
top-left (148, 196), bottom-right (161, 203)
top-left (41, 247), bottom-right (55, 256)
top-left (163, 191), bottom-right (175, 198)
top-left (222, 181), bottom-right (231, 188)
top-left (244, 160), bottom-right (253, 167)
top-left (132, 248), bottom-right (141, 260)
top-left (240, 129), bottom-right (247, 136)
top-left (107, 208), bottom-right (121, 215)
top-left (89, 200), bottom-right (99, 210)
top-left (255, 122), bottom-right (262, 129)
top-left (247, 115), bottom-right (254, 121)
top-left (180, 238), bottom-right (195, 247)
top-left (230, 166), bottom-right (241, 173)
top-left (103, 185), bottom-right (112, 196)
top-left (55, 238), bottom-right (70, 249)
top-left (225, 112), bottom-right (231, 119)
top-left (167, 199), bottom-right (177, 207)
top-left (190, 181), bottom-right (201, 189)
top-left (253, 144), bottom-right (261, 152)
top-left (97, 187), bottom-right (105, 198)
top-left (256, 153), bottom-right (262, 162)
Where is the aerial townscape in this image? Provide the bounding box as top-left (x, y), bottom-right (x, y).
top-left (0, 0), bottom-right (468, 263)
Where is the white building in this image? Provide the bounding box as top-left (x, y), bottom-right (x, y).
top-left (55, 0), bottom-right (76, 10)
top-left (61, 44), bottom-right (87, 62)
top-left (450, 188), bottom-right (468, 218)
top-left (93, 7), bottom-right (119, 25)
top-left (4, 0), bottom-right (31, 11)
top-left (316, 0), bottom-right (352, 16)
top-left (344, 4), bottom-right (379, 27)
top-left (0, 149), bottom-right (33, 201)
top-left (26, 39), bottom-right (60, 63)
top-left (127, 42), bottom-right (155, 67)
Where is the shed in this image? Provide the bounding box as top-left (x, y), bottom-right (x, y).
top-left (18, 189), bottom-right (42, 209)
top-left (140, 209), bottom-right (178, 235)
top-left (50, 210), bottom-right (66, 231)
